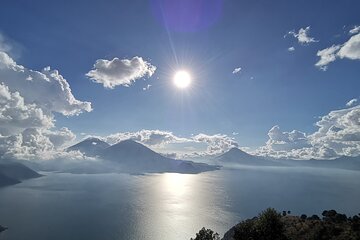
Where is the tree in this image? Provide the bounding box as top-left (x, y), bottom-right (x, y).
top-left (257, 208), bottom-right (287, 240)
top-left (234, 208), bottom-right (287, 240)
top-left (190, 227), bottom-right (220, 240)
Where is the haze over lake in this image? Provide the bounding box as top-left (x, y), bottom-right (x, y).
top-left (1, 167), bottom-right (359, 240)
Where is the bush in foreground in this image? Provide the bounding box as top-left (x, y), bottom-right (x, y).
top-left (234, 208), bottom-right (287, 240)
top-left (190, 227), bottom-right (220, 240)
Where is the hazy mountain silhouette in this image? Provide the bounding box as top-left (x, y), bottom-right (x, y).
top-left (67, 137), bottom-right (110, 156)
top-left (217, 148), bottom-right (360, 171)
top-left (68, 139), bottom-right (220, 174)
top-left (0, 161), bottom-right (41, 187)
top-left (281, 155), bottom-right (360, 171)
top-left (217, 148), bottom-right (282, 166)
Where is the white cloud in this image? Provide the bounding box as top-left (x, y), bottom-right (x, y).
top-left (192, 133), bottom-right (239, 155)
top-left (0, 127), bottom-right (78, 160)
top-left (101, 129), bottom-right (190, 146)
top-left (86, 56), bottom-right (156, 89)
top-left (288, 26), bottom-right (318, 44)
top-left (256, 105), bottom-right (360, 159)
top-left (349, 25), bottom-right (360, 35)
top-left (315, 33), bottom-right (360, 70)
top-left (0, 51), bottom-right (92, 116)
top-left (232, 67), bottom-right (241, 74)
top-left (315, 45), bottom-right (341, 71)
top-left (337, 33), bottom-right (360, 60)
top-left (288, 46), bottom-right (295, 52)
top-left (346, 98), bottom-right (358, 107)
top-left (88, 130), bottom-right (238, 158)
top-left (0, 49), bottom-right (91, 161)
top-left (0, 83), bottom-right (54, 135)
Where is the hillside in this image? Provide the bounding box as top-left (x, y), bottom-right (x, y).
top-left (67, 139), bottom-right (220, 174)
top-left (192, 208), bottom-right (360, 240)
top-left (0, 161), bottom-right (42, 187)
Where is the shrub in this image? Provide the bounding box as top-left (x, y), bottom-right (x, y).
top-left (234, 208), bottom-right (287, 240)
top-left (190, 227), bottom-right (220, 240)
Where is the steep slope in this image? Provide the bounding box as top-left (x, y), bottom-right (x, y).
top-left (67, 137), bottom-right (110, 157)
top-left (0, 162), bottom-right (42, 180)
top-left (0, 171), bottom-right (20, 187)
top-left (0, 162), bottom-right (41, 187)
top-left (100, 139), bottom-right (219, 173)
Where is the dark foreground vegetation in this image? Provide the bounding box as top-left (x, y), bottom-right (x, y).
top-left (0, 225), bottom-right (7, 233)
top-left (191, 208), bottom-right (360, 240)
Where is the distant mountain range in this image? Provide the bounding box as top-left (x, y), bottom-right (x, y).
top-left (216, 148), bottom-right (282, 166)
top-left (0, 161), bottom-right (42, 187)
top-left (68, 138), bottom-right (220, 174)
top-left (216, 147), bottom-right (360, 171)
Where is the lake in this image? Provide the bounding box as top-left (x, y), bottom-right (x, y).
top-left (0, 166), bottom-right (360, 240)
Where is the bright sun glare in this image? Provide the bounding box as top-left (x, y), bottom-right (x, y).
top-left (173, 70), bottom-right (191, 89)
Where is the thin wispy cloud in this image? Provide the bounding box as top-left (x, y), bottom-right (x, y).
top-left (143, 84), bottom-right (152, 91)
top-left (346, 98), bottom-right (358, 107)
top-left (349, 25), bottom-right (360, 35)
top-left (232, 67), bottom-right (241, 74)
top-left (288, 46), bottom-right (295, 52)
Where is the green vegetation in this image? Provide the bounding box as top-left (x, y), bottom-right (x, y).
top-left (233, 208), bottom-right (287, 240)
top-left (192, 208), bottom-right (360, 240)
top-left (190, 227), bottom-right (220, 240)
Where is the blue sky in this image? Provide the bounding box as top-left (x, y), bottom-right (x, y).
top-left (0, 0), bottom-right (359, 160)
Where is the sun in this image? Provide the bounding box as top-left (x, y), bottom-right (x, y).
top-left (173, 70), bottom-right (191, 89)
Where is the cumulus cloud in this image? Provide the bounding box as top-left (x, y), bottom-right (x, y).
top-left (86, 56), bottom-right (156, 89)
top-left (0, 83), bottom-right (53, 135)
top-left (232, 67), bottom-right (241, 74)
top-left (0, 127), bottom-right (78, 160)
top-left (192, 133), bottom-right (238, 155)
top-left (337, 33), bottom-right (360, 60)
top-left (315, 33), bottom-right (360, 70)
top-left (287, 26), bottom-right (318, 44)
top-left (346, 98), bottom-right (358, 107)
top-left (0, 51), bottom-right (92, 116)
top-left (0, 48), bottom-right (92, 161)
top-left (256, 105), bottom-right (360, 159)
top-left (101, 129), bottom-right (190, 146)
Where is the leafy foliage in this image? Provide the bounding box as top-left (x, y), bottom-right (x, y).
top-left (233, 208), bottom-right (287, 240)
top-left (190, 227), bottom-right (220, 240)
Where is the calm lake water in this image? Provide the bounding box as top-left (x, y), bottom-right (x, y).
top-left (0, 166), bottom-right (360, 240)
